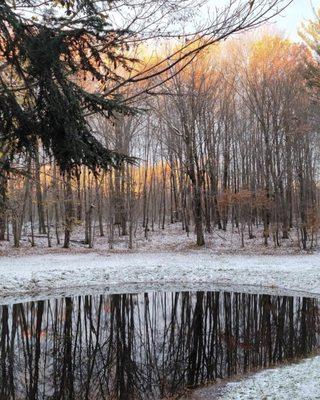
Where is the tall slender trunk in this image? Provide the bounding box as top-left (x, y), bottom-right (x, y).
top-left (63, 172), bottom-right (74, 249)
top-left (0, 168), bottom-right (7, 241)
top-left (34, 147), bottom-right (46, 234)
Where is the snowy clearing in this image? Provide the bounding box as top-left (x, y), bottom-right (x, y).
top-left (191, 356), bottom-right (320, 400)
top-left (0, 251), bottom-right (320, 303)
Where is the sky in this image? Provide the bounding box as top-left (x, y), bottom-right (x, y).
top-left (273, 0), bottom-right (317, 40)
top-left (207, 0), bottom-right (318, 41)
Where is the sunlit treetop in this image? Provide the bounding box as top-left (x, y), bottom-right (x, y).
top-left (299, 7), bottom-right (320, 53)
top-left (248, 35), bottom-right (309, 79)
top-left (299, 8), bottom-right (320, 94)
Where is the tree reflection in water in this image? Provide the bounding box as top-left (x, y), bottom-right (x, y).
top-left (0, 291), bottom-right (319, 399)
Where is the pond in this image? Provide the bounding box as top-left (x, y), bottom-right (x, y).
top-left (0, 290), bottom-right (319, 399)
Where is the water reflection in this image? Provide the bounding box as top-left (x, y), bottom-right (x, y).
top-left (0, 291), bottom-right (319, 399)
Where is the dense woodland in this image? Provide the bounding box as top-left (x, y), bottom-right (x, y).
top-left (1, 0), bottom-right (320, 251)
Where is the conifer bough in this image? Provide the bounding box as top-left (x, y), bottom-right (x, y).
top-left (0, 0), bottom-right (292, 172)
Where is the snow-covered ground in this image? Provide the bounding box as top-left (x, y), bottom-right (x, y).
top-left (0, 222), bottom-right (308, 257)
top-left (1, 225), bottom-right (320, 399)
top-left (0, 251), bottom-right (320, 303)
top-left (2, 223), bottom-right (317, 303)
top-left (191, 356), bottom-right (320, 400)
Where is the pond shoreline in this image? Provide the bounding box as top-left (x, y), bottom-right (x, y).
top-left (188, 355), bottom-right (320, 400)
top-left (1, 251), bottom-right (319, 399)
top-left (1, 281), bottom-right (320, 306)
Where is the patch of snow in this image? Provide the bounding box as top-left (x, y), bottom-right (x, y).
top-left (192, 356), bottom-right (320, 400)
top-left (0, 251), bottom-right (320, 303)
top-left (0, 223), bottom-right (307, 257)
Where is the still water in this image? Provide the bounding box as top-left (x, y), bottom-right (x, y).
top-left (0, 290), bottom-right (319, 399)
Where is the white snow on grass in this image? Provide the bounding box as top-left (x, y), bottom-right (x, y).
top-left (213, 356), bottom-right (320, 400)
top-left (0, 223), bottom-right (307, 257)
top-left (191, 357), bottom-right (320, 399)
top-left (0, 251), bottom-right (320, 303)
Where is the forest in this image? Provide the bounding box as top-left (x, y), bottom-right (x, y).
top-left (1, 0), bottom-right (320, 252)
top-left (2, 2), bottom-right (320, 400)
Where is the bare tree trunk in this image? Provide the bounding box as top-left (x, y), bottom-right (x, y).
top-left (96, 175), bottom-right (105, 237)
top-left (34, 146), bottom-right (46, 234)
top-left (75, 167), bottom-right (82, 222)
top-left (53, 163), bottom-right (61, 245)
top-left (0, 168), bottom-right (7, 241)
top-left (193, 184), bottom-right (205, 246)
top-left (63, 172), bottom-right (74, 249)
